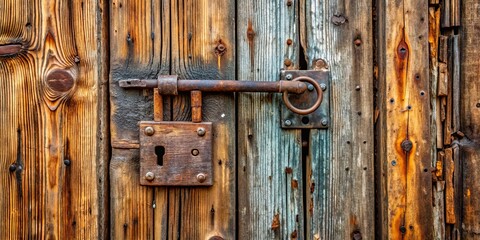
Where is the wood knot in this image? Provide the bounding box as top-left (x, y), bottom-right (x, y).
top-left (46, 70), bottom-right (75, 92)
top-left (0, 43), bottom-right (23, 57)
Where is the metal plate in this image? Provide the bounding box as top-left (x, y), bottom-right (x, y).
top-left (139, 121), bottom-right (213, 186)
top-left (280, 70), bottom-right (330, 129)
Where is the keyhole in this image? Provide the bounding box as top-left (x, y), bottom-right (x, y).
top-left (155, 146), bottom-right (165, 166)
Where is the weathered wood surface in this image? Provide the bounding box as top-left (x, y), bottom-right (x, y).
top-left (110, 0), bottom-right (170, 238)
top-left (110, 0), bottom-right (236, 239)
top-left (376, 0), bottom-right (433, 238)
top-left (237, 1), bottom-right (303, 239)
top-left (0, 0), bottom-right (108, 239)
top-left (167, 0), bottom-right (236, 238)
top-left (460, 0), bottom-right (480, 237)
top-left (302, 0), bottom-right (374, 239)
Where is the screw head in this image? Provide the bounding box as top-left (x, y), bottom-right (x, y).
top-left (307, 84), bottom-right (315, 91)
top-left (284, 119), bottom-right (292, 126)
top-left (9, 164), bottom-right (16, 172)
top-left (64, 159), bottom-right (71, 166)
top-left (145, 172), bottom-right (155, 181)
top-left (144, 126), bottom-right (155, 136)
top-left (320, 83), bottom-right (327, 91)
top-left (321, 118), bottom-right (328, 126)
top-left (196, 173), bottom-right (206, 183)
top-left (197, 127), bottom-right (206, 136)
top-left (355, 85), bottom-right (361, 91)
top-left (191, 149), bottom-right (200, 156)
top-left (401, 139), bottom-right (413, 152)
top-left (285, 74), bottom-right (293, 80)
top-left (391, 160), bottom-right (397, 166)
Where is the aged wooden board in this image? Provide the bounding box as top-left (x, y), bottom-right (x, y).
top-left (237, 1), bottom-right (303, 238)
top-left (460, 0), bottom-right (480, 237)
top-left (110, 0), bottom-right (170, 238)
top-left (302, 0), bottom-right (375, 239)
top-left (376, 0), bottom-right (433, 238)
top-left (0, 0), bottom-right (108, 238)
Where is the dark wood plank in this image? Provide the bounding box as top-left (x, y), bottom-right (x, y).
top-left (376, 0), bottom-right (433, 238)
top-left (460, 2), bottom-right (480, 237)
top-left (302, 0), bottom-right (374, 239)
top-left (168, 0), bottom-right (236, 238)
top-left (109, 0), bottom-right (170, 238)
top-left (0, 0), bottom-right (108, 238)
top-left (237, 1), bottom-right (303, 238)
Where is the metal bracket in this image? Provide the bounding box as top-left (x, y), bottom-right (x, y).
top-left (139, 121), bottom-right (213, 186)
top-left (280, 69), bottom-right (330, 129)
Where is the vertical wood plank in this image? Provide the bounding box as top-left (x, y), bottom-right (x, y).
top-left (0, 0), bottom-right (108, 238)
top-left (237, 1), bottom-right (303, 239)
top-left (302, 0), bottom-right (374, 239)
top-left (109, 0), bottom-right (170, 239)
top-left (460, 1), bottom-right (480, 237)
top-left (168, 0), bottom-right (236, 239)
top-left (376, 0), bottom-right (433, 238)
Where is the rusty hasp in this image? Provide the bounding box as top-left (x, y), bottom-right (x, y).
top-left (119, 72), bottom-right (325, 116)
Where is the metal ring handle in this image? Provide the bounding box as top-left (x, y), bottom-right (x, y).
top-left (282, 76), bottom-right (323, 115)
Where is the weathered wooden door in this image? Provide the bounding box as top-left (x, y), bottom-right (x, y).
top-left (109, 0), bottom-right (374, 239)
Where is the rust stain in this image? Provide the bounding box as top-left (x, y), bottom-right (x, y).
top-left (310, 182), bottom-right (315, 193)
top-left (246, 20), bottom-right (255, 70)
top-left (290, 230), bottom-right (297, 239)
top-left (309, 198), bottom-right (314, 215)
top-left (291, 179), bottom-right (298, 189)
top-left (285, 167), bottom-right (293, 174)
top-left (271, 213), bottom-right (280, 230)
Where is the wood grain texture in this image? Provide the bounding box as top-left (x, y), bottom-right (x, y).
top-left (237, 1), bottom-right (303, 239)
top-left (109, 0), bottom-right (170, 238)
top-left (376, 0), bottom-right (433, 238)
top-left (0, 0), bottom-right (108, 238)
top-left (460, 0), bottom-right (480, 237)
top-left (168, 0), bottom-right (236, 238)
top-left (301, 0), bottom-right (374, 239)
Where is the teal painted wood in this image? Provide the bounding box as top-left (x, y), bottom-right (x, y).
top-left (237, 0), bottom-right (304, 239)
top-left (303, 0), bottom-right (375, 239)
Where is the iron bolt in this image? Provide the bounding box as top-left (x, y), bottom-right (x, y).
top-left (9, 164), bottom-right (16, 172)
top-left (307, 84), bottom-right (314, 91)
top-left (191, 149), bottom-right (200, 156)
top-left (321, 118), bottom-right (328, 126)
top-left (197, 127), bottom-right (206, 136)
top-left (197, 173), bottom-right (206, 183)
top-left (286, 74), bottom-right (293, 80)
top-left (320, 83), bottom-right (327, 91)
top-left (286, 0), bottom-right (293, 6)
top-left (391, 160), bottom-right (397, 166)
top-left (400, 225), bottom-right (407, 234)
top-left (145, 172), bottom-right (155, 181)
top-left (64, 159), bottom-right (71, 166)
top-left (401, 139), bottom-right (413, 152)
top-left (144, 126), bottom-right (155, 136)
top-left (354, 38), bottom-right (362, 46)
top-left (284, 119), bottom-right (292, 126)
top-left (355, 85), bottom-right (361, 91)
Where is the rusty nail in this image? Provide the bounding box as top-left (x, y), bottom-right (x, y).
top-left (286, 39), bottom-right (293, 45)
top-left (284, 59), bottom-right (292, 67)
top-left (197, 127), bottom-right (206, 136)
top-left (217, 44), bottom-right (226, 52)
top-left (145, 172), bottom-right (155, 181)
top-left (400, 225), bottom-right (407, 234)
top-left (307, 84), bottom-right (314, 91)
top-left (320, 83), bottom-right (327, 91)
top-left (284, 119), bottom-right (292, 126)
top-left (192, 149), bottom-right (200, 156)
top-left (144, 126), bottom-right (155, 136)
top-left (354, 39), bottom-right (362, 46)
top-left (401, 139), bottom-right (413, 152)
top-left (286, 74), bottom-right (293, 80)
top-left (64, 159), bottom-right (71, 166)
top-left (321, 118), bottom-right (328, 126)
top-left (391, 160), bottom-right (397, 166)
top-left (9, 164), bottom-right (16, 172)
top-left (197, 173), bottom-right (206, 183)
top-left (286, 0), bottom-right (293, 6)
top-left (356, 85), bottom-right (361, 91)
top-left (476, 102), bottom-right (480, 108)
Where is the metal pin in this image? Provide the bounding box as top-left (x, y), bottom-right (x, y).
top-left (145, 172), bottom-right (155, 181)
top-left (144, 126), bottom-right (155, 136)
